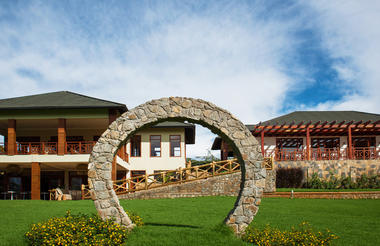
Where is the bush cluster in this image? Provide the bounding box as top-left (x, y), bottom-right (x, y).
top-left (305, 173), bottom-right (380, 189)
top-left (25, 210), bottom-right (143, 246)
top-left (242, 222), bottom-right (338, 246)
top-left (276, 168), bottom-right (304, 188)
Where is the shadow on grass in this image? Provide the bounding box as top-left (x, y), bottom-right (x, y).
top-left (145, 222), bottom-right (200, 229)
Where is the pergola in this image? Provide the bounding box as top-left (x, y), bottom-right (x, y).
top-left (250, 120), bottom-right (380, 161)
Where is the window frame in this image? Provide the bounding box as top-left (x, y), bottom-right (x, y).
top-left (169, 135), bottom-right (181, 157)
top-left (130, 135), bottom-right (142, 157)
top-left (150, 135), bottom-right (161, 157)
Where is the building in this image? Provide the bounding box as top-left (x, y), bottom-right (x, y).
top-left (213, 111), bottom-right (380, 182)
top-left (0, 91), bottom-right (195, 200)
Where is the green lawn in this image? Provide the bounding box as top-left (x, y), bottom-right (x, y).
top-left (1, 197), bottom-right (379, 246)
top-left (276, 188), bottom-right (380, 192)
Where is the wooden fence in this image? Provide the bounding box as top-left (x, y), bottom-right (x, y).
top-left (81, 158), bottom-right (273, 200)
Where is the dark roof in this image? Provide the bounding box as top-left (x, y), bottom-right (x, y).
top-left (152, 121), bottom-right (196, 144)
top-left (0, 91), bottom-right (127, 111)
top-left (211, 137), bottom-right (222, 150)
top-left (246, 111), bottom-right (380, 130)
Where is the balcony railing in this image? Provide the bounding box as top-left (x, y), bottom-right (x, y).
top-left (352, 147), bottom-right (379, 160)
top-left (274, 148), bottom-right (305, 161)
top-left (311, 148), bottom-right (344, 161)
top-left (270, 147), bottom-right (379, 161)
top-left (17, 142), bottom-right (57, 155)
top-left (65, 141), bottom-right (96, 154)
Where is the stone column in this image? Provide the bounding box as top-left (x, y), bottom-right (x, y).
top-left (7, 119), bottom-right (16, 155)
top-left (31, 162), bottom-right (40, 200)
top-left (58, 119), bottom-right (66, 155)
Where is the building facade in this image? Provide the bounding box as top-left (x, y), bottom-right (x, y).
top-left (213, 111), bottom-right (380, 181)
top-left (0, 91), bottom-right (195, 200)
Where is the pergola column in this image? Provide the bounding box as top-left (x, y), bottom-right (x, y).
top-left (58, 119), bottom-right (66, 155)
top-left (7, 119), bottom-right (16, 155)
top-left (348, 125), bottom-right (353, 159)
top-left (31, 162), bottom-right (40, 200)
top-left (306, 126), bottom-right (311, 161)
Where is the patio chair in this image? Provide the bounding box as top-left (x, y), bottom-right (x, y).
top-left (49, 188), bottom-right (72, 201)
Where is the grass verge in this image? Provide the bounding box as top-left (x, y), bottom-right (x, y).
top-left (0, 197), bottom-right (379, 245)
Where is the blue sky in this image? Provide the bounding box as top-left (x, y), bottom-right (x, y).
top-left (1, 0), bottom-right (379, 157)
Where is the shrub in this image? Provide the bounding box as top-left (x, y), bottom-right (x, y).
top-left (276, 168), bottom-right (304, 188)
top-left (242, 222), bottom-right (338, 246)
top-left (25, 210), bottom-right (143, 246)
top-left (304, 173), bottom-right (380, 189)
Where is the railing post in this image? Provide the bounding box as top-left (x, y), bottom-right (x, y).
top-left (81, 184), bottom-right (85, 200)
top-left (128, 179), bottom-right (131, 192)
top-left (195, 167), bottom-right (198, 179)
top-left (179, 167), bottom-right (182, 183)
top-left (212, 162), bottom-right (215, 176)
top-left (229, 160), bottom-right (232, 172)
top-left (145, 174), bottom-right (148, 190)
top-left (79, 142), bottom-right (82, 154)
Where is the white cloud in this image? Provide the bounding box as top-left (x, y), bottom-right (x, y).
top-left (0, 2), bottom-right (304, 157)
top-left (1, 1), bottom-right (379, 157)
top-left (302, 0), bottom-right (380, 113)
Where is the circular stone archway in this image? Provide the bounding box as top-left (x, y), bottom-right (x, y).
top-left (88, 97), bottom-right (266, 234)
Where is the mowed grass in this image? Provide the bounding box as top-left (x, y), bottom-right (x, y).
top-left (276, 188), bottom-right (380, 192)
top-left (0, 197), bottom-right (379, 246)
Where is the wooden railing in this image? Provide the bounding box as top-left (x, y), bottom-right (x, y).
top-left (274, 148), bottom-right (305, 161)
top-left (81, 158), bottom-right (274, 199)
top-left (81, 159), bottom-right (242, 199)
top-left (66, 141), bottom-right (96, 154)
top-left (271, 147), bottom-right (379, 161)
top-left (0, 143), bottom-right (6, 155)
top-left (353, 147), bottom-right (379, 160)
top-left (17, 142), bottom-right (57, 154)
top-left (311, 148), bottom-right (343, 160)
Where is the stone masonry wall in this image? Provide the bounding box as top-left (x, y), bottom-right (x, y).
top-left (119, 169), bottom-right (276, 200)
top-left (276, 159), bottom-right (380, 181)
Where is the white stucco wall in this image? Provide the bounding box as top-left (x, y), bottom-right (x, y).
top-left (126, 127), bottom-right (187, 177)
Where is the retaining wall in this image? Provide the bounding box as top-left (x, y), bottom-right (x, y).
top-left (276, 159), bottom-right (380, 180)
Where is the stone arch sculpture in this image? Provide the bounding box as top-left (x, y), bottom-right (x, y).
top-left (88, 97), bottom-right (265, 234)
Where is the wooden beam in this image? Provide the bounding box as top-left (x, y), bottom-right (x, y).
top-left (112, 156), bottom-right (117, 181)
top-left (348, 125), bottom-right (353, 159)
top-left (58, 119), bottom-right (66, 155)
top-left (7, 119), bottom-right (16, 155)
top-left (31, 162), bottom-right (40, 200)
top-left (306, 126), bottom-right (310, 161)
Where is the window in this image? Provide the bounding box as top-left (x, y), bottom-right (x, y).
top-left (150, 135), bottom-right (161, 157)
top-left (170, 135), bottom-right (181, 157)
top-left (130, 135), bottom-right (141, 157)
top-left (311, 138), bottom-right (340, 149)
top-left (276, 138), bottom-right (303, 149)
top-left (352, 137), bottom-right (376, 148)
